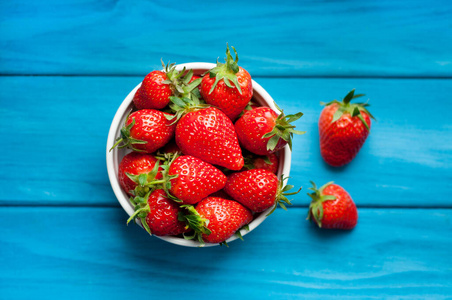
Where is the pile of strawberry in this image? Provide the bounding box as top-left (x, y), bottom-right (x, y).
top-left (111, 45), bottom-right (304, 246)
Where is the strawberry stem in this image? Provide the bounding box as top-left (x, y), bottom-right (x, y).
top-left (234, 224), bottom-right (250, 241)
top-left (158, 152), bottom-right (183, 203)
top-left (306, 181), bottom-right (336, 228)
top-left (126, 160), bottom-right (162, 197)
top-left (127, 190), bottom-right (153, 235)
top-left (110, 118), bottom-right (148, 152)
top-left (178, 205), bottom-right (211, 246)
top-left (263, 104), bottom-right (305, 152)
top-left (160, 59), bottom-right (202, 99)
top-left (206, 43), bottom-right (243, 95)
top-left (267, 175), bottom-right (301, 216)
top-left (166, 96), bottom-right (211, 125)
top-left (322, 89), bottom-right (375, 131)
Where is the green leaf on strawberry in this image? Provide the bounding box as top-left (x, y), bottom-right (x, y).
top-left (111, 110), bottom-right (177, 154)
top-left (165, 95), bottom-right (210, 125)
top-left (261, 104), bottom-right (306, 152)
top-left (307, 181), bottom-right (358, 230)
top-left (207, 43), bottom-right (242, 94)
top-left (307, 181), bottom-right (332, 226)
top-left (127, 190), bottom-right (153, 234)
top-left (323, 89), bottom-right (375, 131)
top-left (126, 159), bottom-right (164, 197)
top-left (178, 204), bottom-right (212, 246)
top-left (160, 60), bottom-right (202, 97)
top-left (266, 175), bottom-right (301, 216)
top-left (110, 118), bottom-right (147, 152)
top-left (234, 224), bottom-right (250, 241)
top-left (128, 189), bottom-right (189, 237)
top-left (235, 106), bottom-right (305, 156)
top-left (157, 152), bottom-right (183, 203)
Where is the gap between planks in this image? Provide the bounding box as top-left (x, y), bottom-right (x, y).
top-left (0, 204), bottom-right (451, 209)
top-left (1, 74), bottom-right (452, 80)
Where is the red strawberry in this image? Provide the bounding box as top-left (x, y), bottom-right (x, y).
top-left (160, 140), bottom-right (181, 155)
top-left (182, 197), bottom-right (253, 244)
top-left (224, 169), bottom-right (300, 213)
top-left (200, 44), bottom-right (253, 120)
top-left (175, 107), bottom-right (244, 170)
top-left (188, 74), bottom-right (201, 84)
top-left (243, 153), bottom-right (279, 174)
top-left (307, 181), bottom-right (358, 230)
top-left (133, 70), bottom-right (172, 110)
top-left (168, 155), bottom-right (227, 205)
top-left (118, 152), bottom-right (162, 196)
top-left (127, 189), bottom-right (188, 236)
top-left (133, 63), bottom-right (202, 110)
top-left (111, 109), bottom-right (176, 153)
top-left (209, 189), bottom-right (233, 200)
top-left (235, 106), bottom-right (305, 155)
top-left (319, 89), bottom-right (374, 167)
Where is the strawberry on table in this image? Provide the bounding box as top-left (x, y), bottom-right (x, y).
top-left (200, 44), bottom-right (253, 120)
top-left (167, 155), bottom-right (227, 205)
top-left (127, 189), bottom-right (188, 236)
top-left (118, 152), bottom-right (162, 196)
top-left (307, 181), bottom-right (358, 230)
top-left (133, 62), bottom-right (202, 110)
top-left (181, 197), bottom-right (253, 245)
top-left (111, 109), bottom-right (176, 153)
top-left (319, 89), bottom-right (375, 167)
top-left (235, 105), bottom-right (305, 155)
top-left (224, 169), bottom-right (300, 214)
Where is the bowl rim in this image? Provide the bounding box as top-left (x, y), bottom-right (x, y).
top-left (106, 62), bottom-right (291, 247)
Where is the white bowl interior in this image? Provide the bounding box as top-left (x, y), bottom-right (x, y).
top-left (106, 62), bottom-right (291, 247)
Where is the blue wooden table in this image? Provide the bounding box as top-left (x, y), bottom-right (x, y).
top-left (1, 1), bottom-right (451, 298)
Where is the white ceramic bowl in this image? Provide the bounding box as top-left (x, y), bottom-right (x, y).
top-left (106, 62), bottom-right (291, 247)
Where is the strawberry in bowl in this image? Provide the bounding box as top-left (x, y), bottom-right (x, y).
top-left (106, 47), bottom-right (304, 247)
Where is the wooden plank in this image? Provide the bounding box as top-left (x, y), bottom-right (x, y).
top-left (0, 207), bottom-right (450, 298)
top-left (0, 76), bottom-right (450, 207)
top-left (278, 77), bottom-right (452, 208)
top-left (1, 0), bottom-right (451, 77)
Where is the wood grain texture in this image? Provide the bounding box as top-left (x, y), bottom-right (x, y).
top-left (1, 0), bottom-right (451, 77)
top-left (1, 1), bottom-right (450, 298)
top-left (0, 207), bottom-right (450, 299)
top-left (1, 76), bottom-right (450, 207)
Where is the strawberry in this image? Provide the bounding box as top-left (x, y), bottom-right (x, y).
top-left (209, 189), bottom-right (233, 200)
top-left (133, 62), bottom-right (202, 110)
top-left (111, 109), bottom-right (176, 153)
top-left (159, 140), bottom-right (181, 155)
top-left (235, 105), bottom-right (305, 155)
top-left (224, 169), bottom-right (300, 214)
top-left (243, 153), bottom-right (279, 174)
top-left (168, 155), bottom-right (227, 205)
top-left (181, 197), bottom-right (253, 244)
top-left (127, 189), bottom-right (188, 236)
top-left (200, 44), bottom-right (253, 120)
top-left (133, 70), bottom-right (172, 110)
top-left (188, 74), bottom-right (201, 84)
top-left (118, 152), bottom-right (162, 196)
top-left (307, 181), bottom-right (358, 230)
top-left (319, 89), bottom-right (375, 167)
top-left (175, 107), bottom-right (244, 170)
